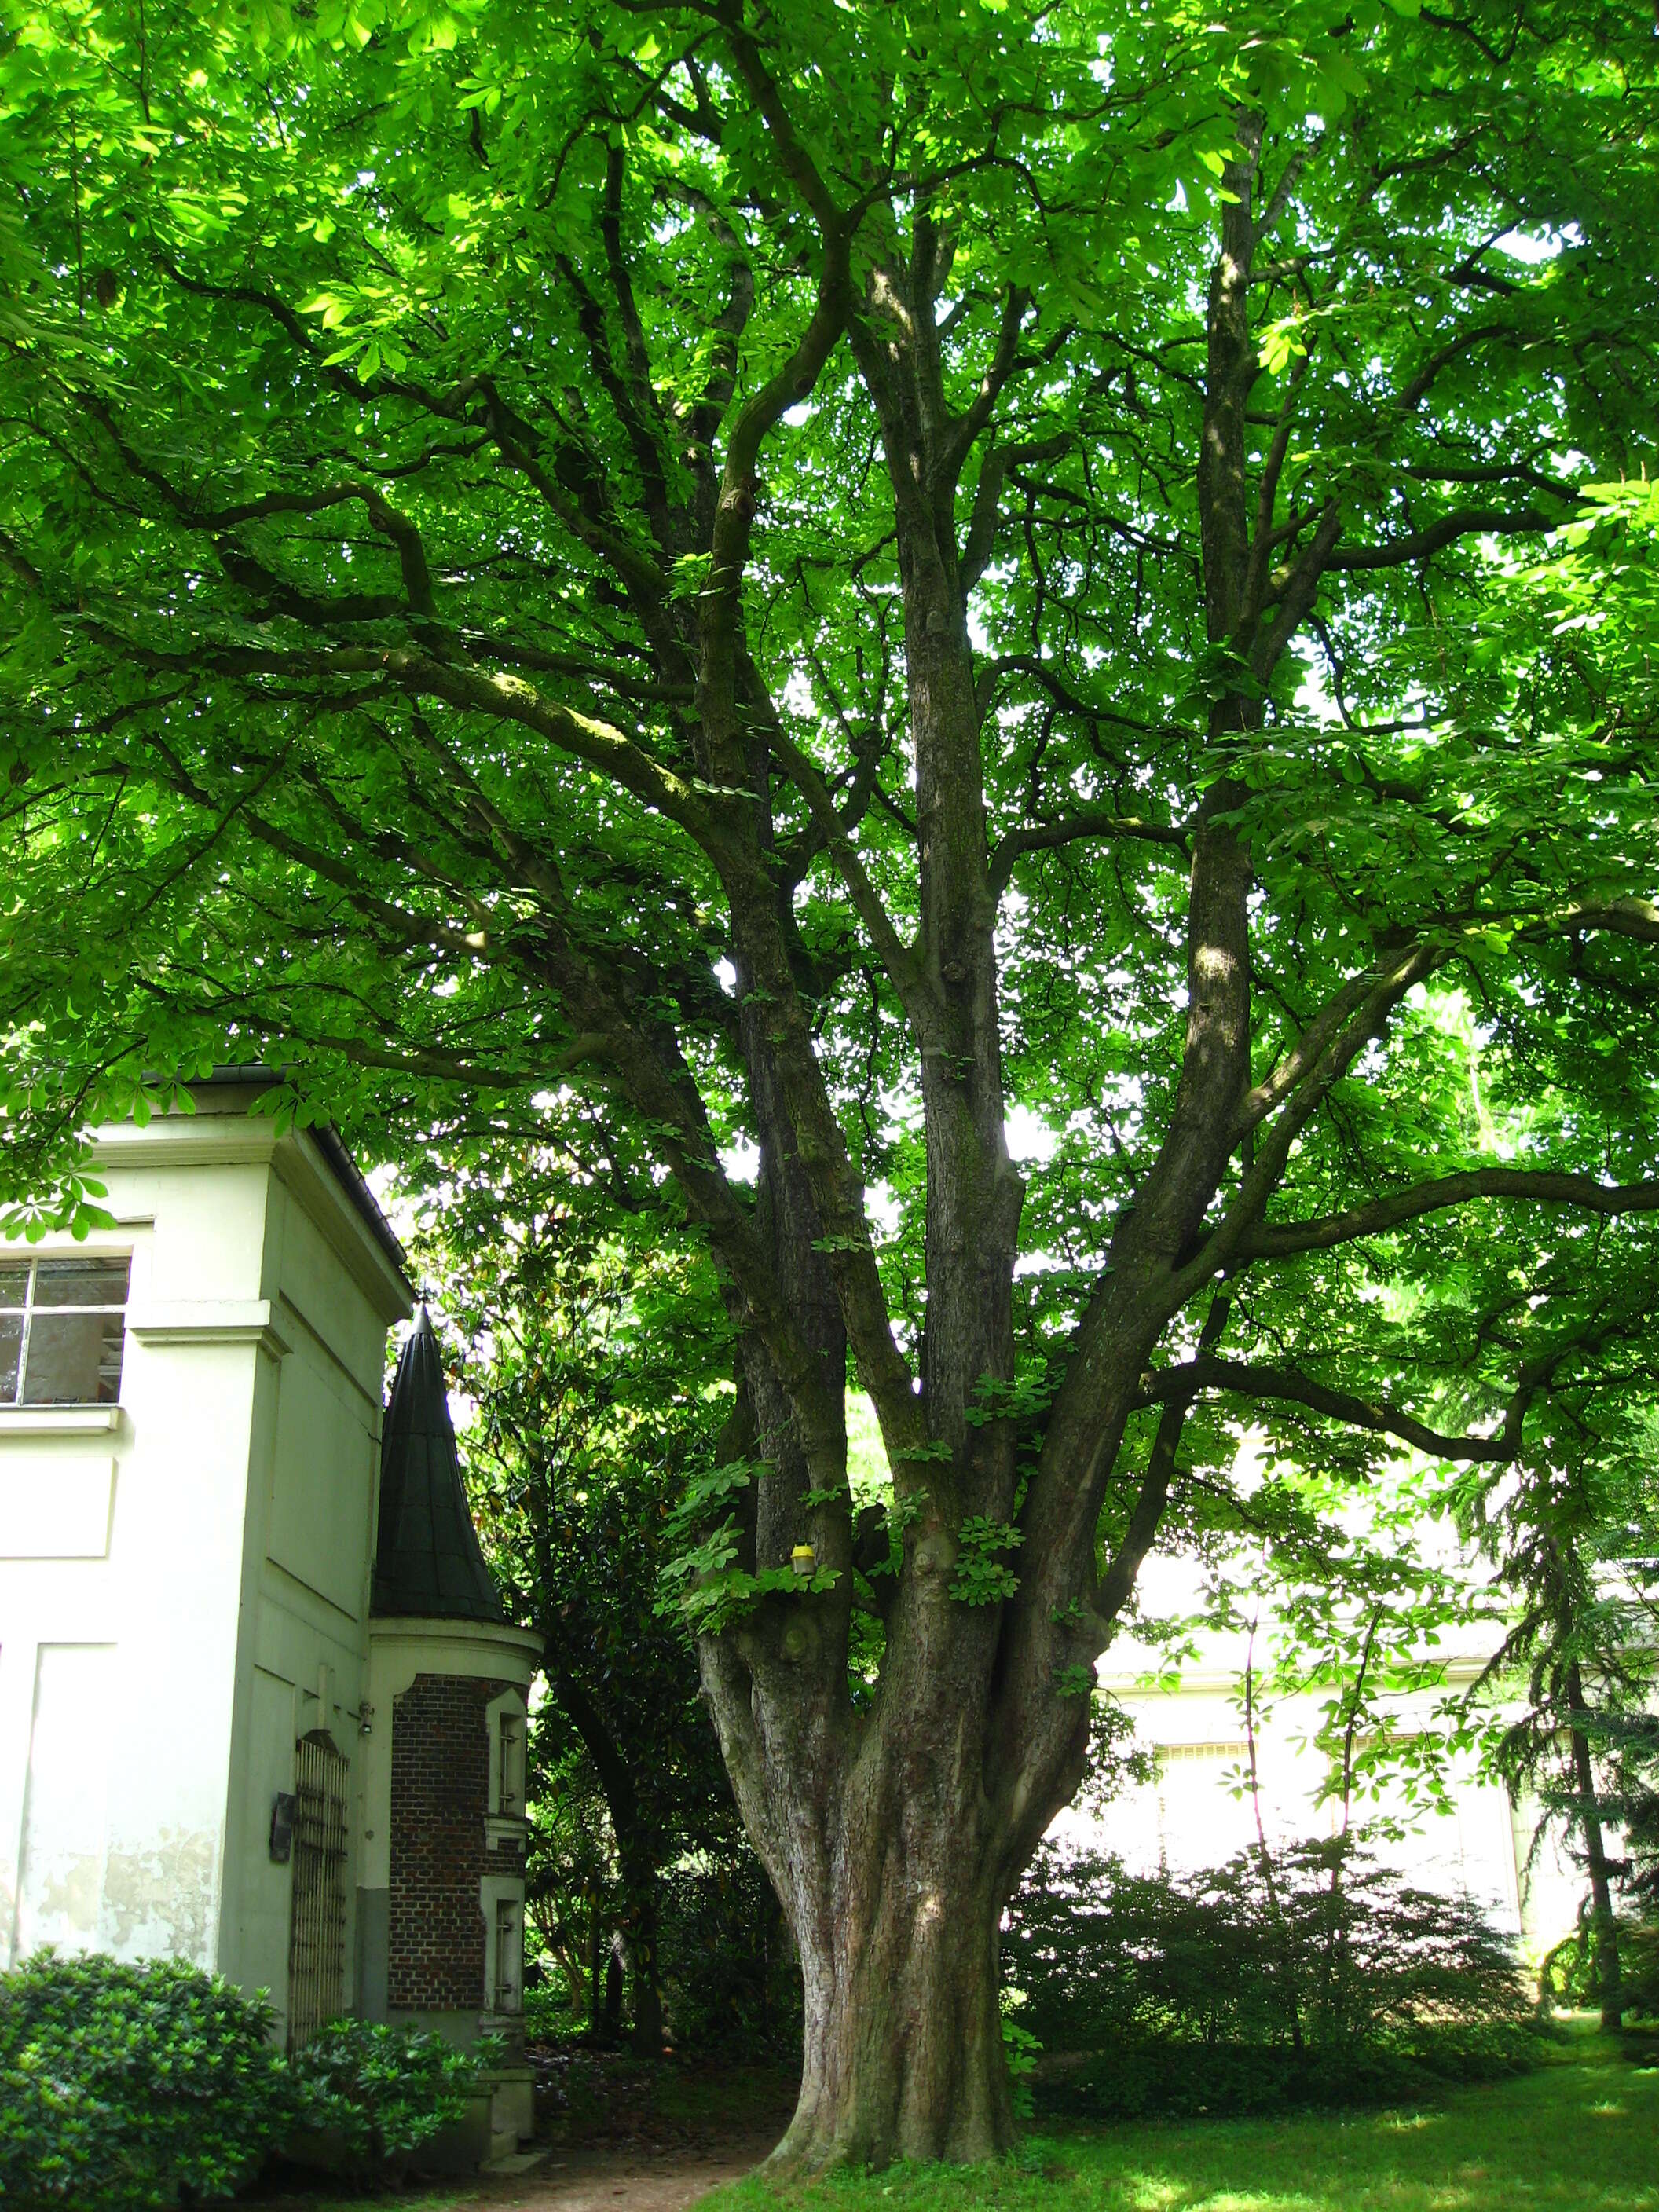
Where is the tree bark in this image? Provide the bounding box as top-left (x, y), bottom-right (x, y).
top-left (627, 1879), bottom-right (665, 2057)
top-left (782, 1846), bottom-right (1013, 2167)
top-left (1566, 1662), bottom-right (1624, 2033)
top-left (724, 1689), bottom-right (1023, 2169)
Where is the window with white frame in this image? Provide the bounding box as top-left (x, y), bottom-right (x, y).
top-left (0, 1258), bottom-right (130, 1408)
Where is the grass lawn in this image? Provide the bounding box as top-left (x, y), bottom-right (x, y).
top-left (265, 2033), bottom-right (1658, 2212)
top-left (716, 2036), bottom-right (1659, 2212)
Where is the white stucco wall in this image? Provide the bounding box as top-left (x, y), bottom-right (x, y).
top-left (0, 1098), bottom-right (408, 2017)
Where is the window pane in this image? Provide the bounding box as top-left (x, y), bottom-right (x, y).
top-left (20, 1313), bottom-right (125, 1405)
top-left (0, 1264), bottom-right (29, 1310)
top-left (0, 1313), bottom-right (21, 1401)
top-left (34, 1258), bottom-right (131, 1310)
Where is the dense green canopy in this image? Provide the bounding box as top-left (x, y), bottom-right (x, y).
top-left (4, 1), bottom-right (1655, 1237)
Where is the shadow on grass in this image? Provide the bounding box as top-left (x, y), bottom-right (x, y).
top-left (713, 2034), bottom-right (1659, 2212)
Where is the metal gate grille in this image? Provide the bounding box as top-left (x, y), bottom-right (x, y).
top-left (287, 1730), bottom-right (348, 2049)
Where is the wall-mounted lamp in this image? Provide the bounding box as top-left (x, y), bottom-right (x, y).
top-left (356, 1701), bottom-right (374, 1738)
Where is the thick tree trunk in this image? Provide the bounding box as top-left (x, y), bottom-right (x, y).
top-left (774, 1807), bottom-right (1014, 2166)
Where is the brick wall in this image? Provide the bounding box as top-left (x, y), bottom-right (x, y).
top-left (387, 1673), bottom-right (524, 2011)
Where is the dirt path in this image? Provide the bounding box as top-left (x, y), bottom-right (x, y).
top-left (467, 2132), bottom-right (780, 2212)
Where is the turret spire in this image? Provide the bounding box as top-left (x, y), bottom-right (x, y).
top-left (372, 1306), bottom-right (505, 1623)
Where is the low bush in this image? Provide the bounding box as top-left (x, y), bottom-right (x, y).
top-left (287, 2019), bottom-right (501, 2181)
top-left (1036, 2027), bottom-right (1539, 2121)
top-left (0, 1950), bottom-right (500, 2207)
top-left (1005, 1834), bottom-right (1541, 2118)
top-left (1624, 1918), bottom-right (1659, 2021)
top-left (521, 1978), bottom-right (586, 2042)
top-left (0, 1950), bottom-right (288, 2211)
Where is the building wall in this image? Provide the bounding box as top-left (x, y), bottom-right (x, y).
top-left (1078, 1636), bottom-right (1584, 1961)
top-left (0, 1104), bottom-right (408, 2013)
top-left (221, 1143), bottom-right (405, 2036)
top-left (361, 1621), bottom-right (540, 2034)
top-left (0, 1177), bottom-right (261, 1972)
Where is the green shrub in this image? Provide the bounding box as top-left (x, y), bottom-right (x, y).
top-left (999, 1995), bottom-right (1040, 2120)
top-left (656, 1854), bottom-right (800, 2053)
top-left (287, 2019), bottom-right (500, 2179)
top-left (522, 1978), bottom-right (585, 2042)
top-left (1036, 2027), bottom-right (1537, 2121)
top-left (1540, 1912), bottom-right (1659, 2023)
top-left (0, 1951), bottom-right (503, 2207)
top-left (1623, 1918), bottom-right (1659, 2022)
top-left (1005, 1834), bottom-right (1541, 2117)
top-left (0, 1950), bottom-right (289, 2211)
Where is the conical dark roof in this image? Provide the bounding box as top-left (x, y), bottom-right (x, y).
top-left (372, 1307), bottom-right (506, 1623)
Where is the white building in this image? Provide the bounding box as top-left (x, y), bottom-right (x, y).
top-left (0, 1079), bottom-right (537, 2153)
top-left (1082, 1591), bottom-right (1584, 1958)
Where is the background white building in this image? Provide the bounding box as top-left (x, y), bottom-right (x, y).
top-left (1079, 1579), bottom-right (1584, 1958)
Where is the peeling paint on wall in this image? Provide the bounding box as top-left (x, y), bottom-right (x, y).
top-left (100, 1827), bottom-right (221, 1965)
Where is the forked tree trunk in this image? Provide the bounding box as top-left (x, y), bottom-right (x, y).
top-left (690, 93), bottom-right (1273, 2175)
top-left (702, 1560), bottom-right (1085, 2170)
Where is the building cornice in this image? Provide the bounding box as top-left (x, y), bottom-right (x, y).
top-left (368, 1614), bottom-right (543, 1682)
top-left (87, 1111), bottom-right (412, 1326)
top-left (0, 1405), bottom-right (122, 1436)
top-left (129, 1299), bottom-right (294, 1360)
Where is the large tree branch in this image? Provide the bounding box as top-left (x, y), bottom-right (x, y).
top-left (719, 855), bottom-right (931, 1496)
top-left (556, 145), bottom-right (679, 559)
top-left (1139, 1351), bottom-right (1544, 1466)
top-left (961, 431), bottom-right (1071, 592)
top-left (939, 285), bottom-right (1031, 487)
top-left (698, 231), bottom-right (851, 709)
top-left (1324, 505), bottom-right (1555, 571)
top-left (1173, 939), bottom-right (1441, 1304)
top-left (472, 379), bottom-right (676, 610)
top-left (1095, 1285), bottom-right (1234, 1629)
top-left (714, 5), bottom-right (844, 235)
top-left (1250, 499), bottom-right (1342, 679)
top-left (1239, 895), bottom-right (1659, 1149)
top-left (1393, 320), bottom-right (1519, 414)
top-left (1245, 1170), bottom-right (1659, 1258)
top-left (1532, 897), bottom-right (1659, 947)
top-left (749, 699), bottom-right (936, 1032)
top-left (93, 630), bottom-right (718, 851)
top-left (988, 806), bottom-right (1190, 891)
